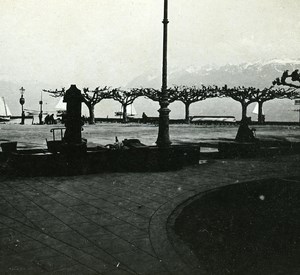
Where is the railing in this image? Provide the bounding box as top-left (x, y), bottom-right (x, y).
top-left (50, 128), bottom-right (66, 141)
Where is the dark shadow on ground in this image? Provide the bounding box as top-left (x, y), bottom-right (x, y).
top-left (173, 177), bottom-right (300, 275)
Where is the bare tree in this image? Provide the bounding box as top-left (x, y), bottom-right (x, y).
top-left (43, 88), bottom-right (65, 97)
top-left (273, 69), bottom-right (300, 89)
top-left (251, 86), bottom-right (297, 124)
top-left (112, 88), bottom-right (142, 122)
top-left (170, 85), bottom-right (220, 123)
top-left (43, 86), bottom-right (112, 124)
top-left (221, 85), bottom-right (298, 123)
top-left (220, 86), bottom-right (258, 121)
top-left (140, 87), bottom-right (177, 103)
top-left (82, 87), bottom-right (112, 124)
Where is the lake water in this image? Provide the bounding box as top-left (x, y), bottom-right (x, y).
top-left (1, 121), bottom-right (299, 150)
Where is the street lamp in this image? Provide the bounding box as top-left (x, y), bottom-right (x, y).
top-left (19, 87), bottom-right (25, 125)
top-left (156, 0), bottom-right (171, 147)
top-left (39, 91), bottom-right (43, 125)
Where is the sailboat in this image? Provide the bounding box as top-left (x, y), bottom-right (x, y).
top-left (0, 97), bottom-right (12, 122)
top-left (55, 97), bottom-right (66, 117)
top-left (252, 102), bottom-right (266, 123)
top-left (252, 103), bottom-right (264, 115)
top-left (115, 104), bottom-right (137, 118)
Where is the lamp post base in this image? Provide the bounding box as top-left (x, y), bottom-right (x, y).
top-left (156, 106), bottom-right (171, 148)
top-left (20, 113), bottom-right (25, 125)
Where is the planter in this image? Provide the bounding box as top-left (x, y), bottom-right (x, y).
top-left (1, 142), bottom-right (17, 153)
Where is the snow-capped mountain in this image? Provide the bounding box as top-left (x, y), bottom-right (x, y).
top-left (126, 59), bottom-right (300, 121)
top-left (127, 59), bottom-right (300, 89)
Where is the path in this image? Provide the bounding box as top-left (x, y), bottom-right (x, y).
top-left (1, 153), bottom-right (300, 274)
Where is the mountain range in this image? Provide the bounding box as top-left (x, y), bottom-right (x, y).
top-left (1, 59), bottom-right (300, 122)
top-left (126, 59), bottom-right (300, 121)
top-left (127, 59), bottom-right (300, 89)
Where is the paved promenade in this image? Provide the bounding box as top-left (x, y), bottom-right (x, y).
top-left (1, 153), bottom-right (300, 274)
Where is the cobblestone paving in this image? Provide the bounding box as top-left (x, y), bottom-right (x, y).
top-left (1, 154), bottom-right (300, 274)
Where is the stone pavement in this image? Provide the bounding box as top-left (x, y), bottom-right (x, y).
top-left (1, 153), bottom-right (300, 274)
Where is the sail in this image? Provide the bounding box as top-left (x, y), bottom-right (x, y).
top-left (55, 97), bottom-right (66, 111)
top-left (0, 97), bottom-right (12, 117)
top-left (252, 103), bottom-right (264, 115)
top-left (122, 104), bottom-right (137, 116)
top-left (115, 104), bottom-right (137, 117)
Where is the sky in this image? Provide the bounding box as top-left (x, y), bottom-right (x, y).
top-left (0, 0), bottom-right (300, 88)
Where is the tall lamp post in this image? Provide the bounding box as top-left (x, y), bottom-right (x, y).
top-left (39, 91), bottom-right (43, 125)
top-left (19, 87), bottom-right (25, 125)
top-left (156, 0), bottom-right (171, 147)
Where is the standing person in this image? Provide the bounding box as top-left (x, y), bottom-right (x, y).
top-left (44, 114), bottom-right (49, 124)
top-left (49, 114), bottom-right (55, 124)
top-left (142, 112), bottom-right (148, 123)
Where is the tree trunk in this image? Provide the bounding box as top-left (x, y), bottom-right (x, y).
top-left (88, 104), bottom-right (95, 124)
top-left (257, 102), bottom-right (264, 124)
top-left (122, 104), bottom-right (128, 123)
top-left (241, 103), bottom-right (248, 121)
top-left (184, 102), bottom-right (191, 123)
